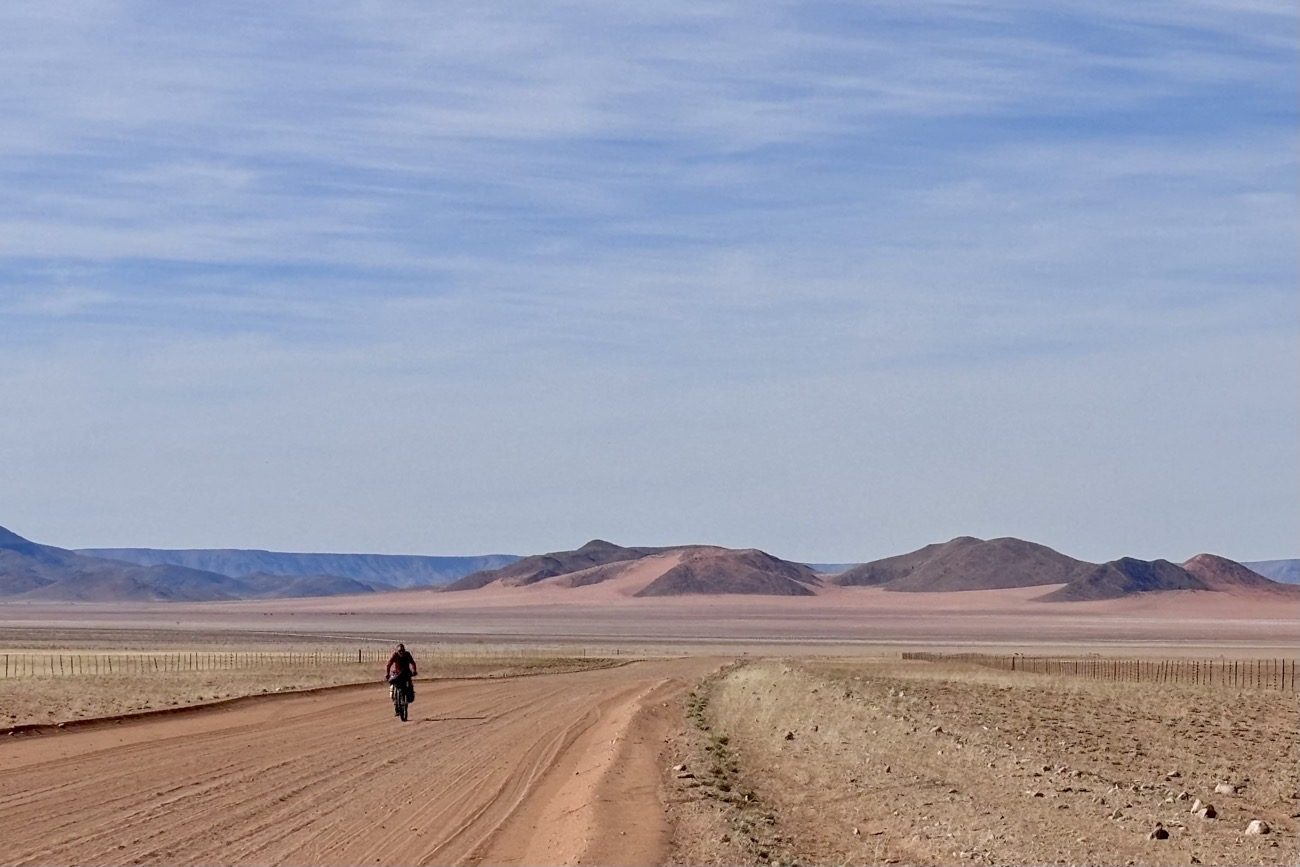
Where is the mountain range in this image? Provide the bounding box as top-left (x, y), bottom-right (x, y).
top-left (76, 547), bottom-right (518, 589)
top-left (1243, 559), bottom-right (1300, 585)
top-left (2, 526), bottom-right (250, 601)
top-left (2, 523), bottom-right (1295, 603)
top-left (450, 536), bottom-right (1300, 602)
top-left (0, 526), bottom-right (514, 601)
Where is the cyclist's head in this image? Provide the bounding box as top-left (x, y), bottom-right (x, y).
top-left (396, 643), bottom-right (405, 652)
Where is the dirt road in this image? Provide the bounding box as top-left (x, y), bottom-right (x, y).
top-left (0, 658), bottom-right (713, 866)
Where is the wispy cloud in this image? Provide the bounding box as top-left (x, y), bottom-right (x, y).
top-left (0, 1), bottom-right (1295, 558)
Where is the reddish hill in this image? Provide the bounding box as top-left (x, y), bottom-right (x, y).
top-left (634, 549), bottom-right (820, 597)
top-left (1181, 554), bottom-right (1300, 595)
top-left (831, 536), bottom-right (1093, 592)
top-left (444, 539), bottom-right (671, 591)
top-left (446, 541), bottom-right (820, 597)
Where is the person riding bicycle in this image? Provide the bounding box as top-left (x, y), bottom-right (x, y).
top-left (385, 643), bottom-right (417, 710)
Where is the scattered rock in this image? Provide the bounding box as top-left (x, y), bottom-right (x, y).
top-left (675, 772), bottom-right (695, 780)
top-left (672, 763), bottom-right (688, 772)
top-left (931, 725), bottom-right (943, 734)
top-left (1190, 799), bottom-right (1205, 812)
top-left (1110, 808), bottom-right (1124, 820)
top-left (783, 731), bottom-right (795, 741)
top-left (1176, 791), bottom-right (1190, 801)
top-left (1214, 783), bottom-right (1237, 796)
top-left (1197, 805), bottom-right (1216, 820)
top-left (1166, 770), bottom-right (1182, 779)
top-left (1244, 820), bottom-right (1270, 836)
top-left (1149, 824), bottom-right (1170, 841)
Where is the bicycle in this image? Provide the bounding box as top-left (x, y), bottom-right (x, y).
top-left (388, 675), bottom-right (410, 722)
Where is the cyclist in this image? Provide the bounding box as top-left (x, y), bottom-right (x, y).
top-left (385, 643), bottom-right (418, 713)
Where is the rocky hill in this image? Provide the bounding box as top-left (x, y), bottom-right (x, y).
top-left (447, 540), bottom-right (820, 596)
top-left (830, 536), bottom-right (1094, 591)
top-left (445, 540), bottom-right (671, 591)
top-left (1036, 557), bottom-right (1205, 601)
top-left (1181, 554), bottom-right (1300, 594)
top-left (634, 548), bottom-right (820, 597)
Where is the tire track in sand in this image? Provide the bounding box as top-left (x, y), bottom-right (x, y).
top-left (0, 658), bottom-right (715, 866)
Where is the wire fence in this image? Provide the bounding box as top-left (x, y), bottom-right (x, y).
top-left (0, 644), bottom-right (612, 679)
top-left (1, 648), bottom-right (388, 678)
top-left (901, 652), bottom-right (1298, 692)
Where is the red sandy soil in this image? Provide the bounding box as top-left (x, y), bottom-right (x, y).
top-left (2, 584), bottom-right (1297, 654)
top-left (0, 658), bottom-right (717, 867)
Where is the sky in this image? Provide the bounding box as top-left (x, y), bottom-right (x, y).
top-left (0, 1), bottom-right (1296, 564)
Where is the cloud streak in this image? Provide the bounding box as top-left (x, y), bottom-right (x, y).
top-left (0, 1), bottom-right (1295, 560)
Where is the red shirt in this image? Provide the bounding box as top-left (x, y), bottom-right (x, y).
top-left (386, 650), bottom-right (417, 678)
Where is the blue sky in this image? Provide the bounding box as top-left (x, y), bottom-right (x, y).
top-left (1, 1), bottom-right (1295, 563)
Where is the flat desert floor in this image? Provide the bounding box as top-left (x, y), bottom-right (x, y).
top-left (3, 584), bottom-right (1299, 653)
top-left (1, 588), bottom-right (1297, 866)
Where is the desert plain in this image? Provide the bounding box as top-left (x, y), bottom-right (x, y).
top-left (1, 584), bottom-right (1297, 866)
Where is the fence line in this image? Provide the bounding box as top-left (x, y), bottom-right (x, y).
top-left (0, 644), bottom-right (607, 679)
top-left (901, 652), bottom-right (1297, 692)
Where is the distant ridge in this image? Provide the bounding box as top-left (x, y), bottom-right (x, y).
top-left (78, 547), bottom-right (518, 589)
top-left (830, 536), bottom-right (1094, 592)
top-left (1, 525), bottom-right (245, 602)
top-left (1244, 559), bottom-right (1300, 585)
top-left (2, 525), bottom-right (509, 600)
